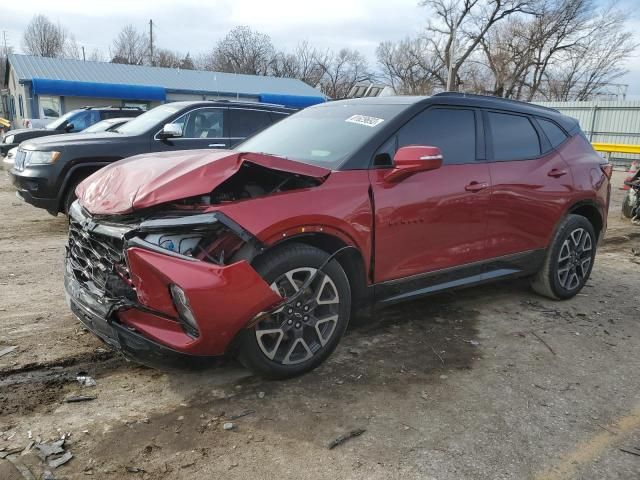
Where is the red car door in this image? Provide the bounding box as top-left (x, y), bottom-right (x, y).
top-left (483, 111), bottom-right (574, 259)
top-left (370, 107), bottom-right (491, 284)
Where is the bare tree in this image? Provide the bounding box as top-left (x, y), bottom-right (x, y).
top-left (270, 41), bottom-right (325, 87)
top-left (420, 0), bottom-right (535, 90)
top-left (22, 14), bottom-right (71, 58)
top-left (110, 25), bottom-right (148, 65)
top-left (1, 44), bottom-right (14, 87)
top-left (315, 48), bottom-right (373, 99)
top-left (376, 38), bottom-right (443, 94)
top-left (542, 4), bottom-right (637, 100)
top-left (154, 48), bottom-right (181, 68)
top-left (475, 0), bottom-right (637, 100)
top-left (180, 53), bottom-right (195, 70)
top-left (202, 26), bottom-right (275, 75)
top-left (87, 49), bottom-right (105, 62)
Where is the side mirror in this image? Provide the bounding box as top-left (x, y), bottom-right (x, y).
top-left (159, 123), bottom-right (183, 139)
top-left (384, 145), bottom-right (443, 183)
top-left (64, 122), bottom-right (74, 132)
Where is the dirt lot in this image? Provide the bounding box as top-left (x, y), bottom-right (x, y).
top-left (1, 168), bottom-right (639, 479)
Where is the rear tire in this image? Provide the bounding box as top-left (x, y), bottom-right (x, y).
top-left (531, 214), bottom-right (596, 300)
top-left (236, 243), bottom-right (351, 379)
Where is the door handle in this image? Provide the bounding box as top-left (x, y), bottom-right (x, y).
top-left (547, 168), bottom-right (568, 178)
top-left (208, 143), bottom-right (225, 147)
top-left (465, 181), bottom-right (489, 192)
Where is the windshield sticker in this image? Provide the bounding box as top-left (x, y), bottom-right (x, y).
top-left (345, 115), bottom-right (384, 127)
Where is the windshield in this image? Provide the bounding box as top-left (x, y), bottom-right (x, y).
top-left (83, 119), bottom-right (117, 133)
top-left (45, 110), bottom-right (81, 130)
top-left (116, 104), bottom-right (183, 135)
top-left (236, 103), bottom-right (404, 169)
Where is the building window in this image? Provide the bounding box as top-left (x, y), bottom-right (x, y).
top-left (123, 101), bottom-right (149, 111)
top-left (39, 96), bottom-right (61, 119)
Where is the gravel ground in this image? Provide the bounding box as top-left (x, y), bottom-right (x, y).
top-left (0, 168), bottom-right (639, 479)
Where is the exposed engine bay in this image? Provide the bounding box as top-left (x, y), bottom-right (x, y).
top-left (180, 161), bottom-right (322, 206)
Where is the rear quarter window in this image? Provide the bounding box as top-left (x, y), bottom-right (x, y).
top-left (537, 118), bottom-right (568, 148)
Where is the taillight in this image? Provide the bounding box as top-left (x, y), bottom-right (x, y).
top-left (600, 163), bottom-right (613, 179)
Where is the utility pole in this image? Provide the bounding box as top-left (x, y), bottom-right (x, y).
top-left (82, 46), bottom-right (86, 61)
top-left (2, 31), bottom-right (8, 56)
top-left (446, 20), bottom-right (457, 91)
top-left (149, 19), bottom-right (154, 66)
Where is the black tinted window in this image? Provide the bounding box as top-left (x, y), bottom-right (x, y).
top-left (538, 118), bottom-right (568, 148)
top-left (488, 112), bottom-right (540, 160)
top-left (230, 109), bottom-right (273, 138)
top-left (397, 108), bottom-right (476, 164)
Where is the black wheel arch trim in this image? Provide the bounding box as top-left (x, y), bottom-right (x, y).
top-left (56, 160), bottom-right (120, 211)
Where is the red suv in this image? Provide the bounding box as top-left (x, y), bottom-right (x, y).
top-left (65, 93), bottom-right (611, 378)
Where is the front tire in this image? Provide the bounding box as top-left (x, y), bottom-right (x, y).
top-left (236, 243), bottom-right (351, 379)
top-left (531, 214), bottom-right (597, 300)
top-left (63, 179), bottom-right (83, 215)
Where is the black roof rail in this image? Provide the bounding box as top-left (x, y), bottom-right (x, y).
top-left (432, 92), bottom-right (561, 114)
top-left (81, 105), bottom-right (143, 110)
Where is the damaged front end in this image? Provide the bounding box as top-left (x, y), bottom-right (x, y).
top-left (64, 201), bottom-right (282, 368)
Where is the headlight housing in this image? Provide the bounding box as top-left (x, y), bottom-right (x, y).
top-left (169, 284), bottom-right (200, 337)
top-left (4, 135), bottom-right (14, 144)
top-left (24, 150), bottom-right (61, 166)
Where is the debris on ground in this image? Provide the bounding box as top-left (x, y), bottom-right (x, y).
top-left (464, 340), bottom-right (480, 347)
top-left (76, 374), bottom-right (97, 387)
top-left (620, 446), bottom-right (640, 457)
top-left (36, 440), bottom-right (65, 460)
top-left (223, 422), bottom-right (236, 431)
top-left (228, 410), bottom-right (255, 420)
top-left (0, 345), bottom-right (17, 357)
top-left (327, 428), bottom-right (366, 449)
top-left (126, 466), bottom-right (145, 473)
top-left (48, 451), bottom-right (73, 468)
top-left (36, 438), bottom-right (73, 470)
top-left (257, 391), bottom-right (265, 399)
top-left (63, 395), bottom-right (97, 403)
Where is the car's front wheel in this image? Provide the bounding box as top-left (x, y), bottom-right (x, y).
top-left (236, 243), bottom-right (351, 379)
top-left (531, 214), bottom-right (597, 300)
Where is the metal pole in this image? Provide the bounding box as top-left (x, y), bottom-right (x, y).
top-left (149, 19), bottom-right (154, 65)
top-left (447, 19), bottom-right (457, 91)
top-left (82, 46), bottom-right (86, 61)
top-left (588, 104), bottom-right (598, 142)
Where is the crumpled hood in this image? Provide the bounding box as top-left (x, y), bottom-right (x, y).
top-left (77, 149), bottom-right (331, 215)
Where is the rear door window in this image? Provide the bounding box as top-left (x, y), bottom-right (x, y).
top-left (229, 109), bottom-right (274, 138)
top-left (396, 108), bottom-right (476, 165)
top-left (487, 112), bottom-right (540, 161)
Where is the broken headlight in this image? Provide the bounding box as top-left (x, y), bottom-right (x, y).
top-left (169, 284), bottom-right (199, 337)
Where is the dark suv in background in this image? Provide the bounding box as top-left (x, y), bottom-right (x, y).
top-left (9, 101), bottom-right (294, 215)
top-left (0, 106), bottom-right (142, 156)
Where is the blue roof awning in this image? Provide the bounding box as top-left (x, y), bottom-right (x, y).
top-left (31, 78), bottom-right (166, 101)
top-left (259, 93), bottom-right (325, 109)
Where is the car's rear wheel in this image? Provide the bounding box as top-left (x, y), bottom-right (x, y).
top-left (236, 243), bottom-right (351, 379)
top-left (531, 214), bottom-right (596, 300)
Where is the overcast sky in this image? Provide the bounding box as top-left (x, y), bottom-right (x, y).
top-left (1, 0), bottom-right (639, 98)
